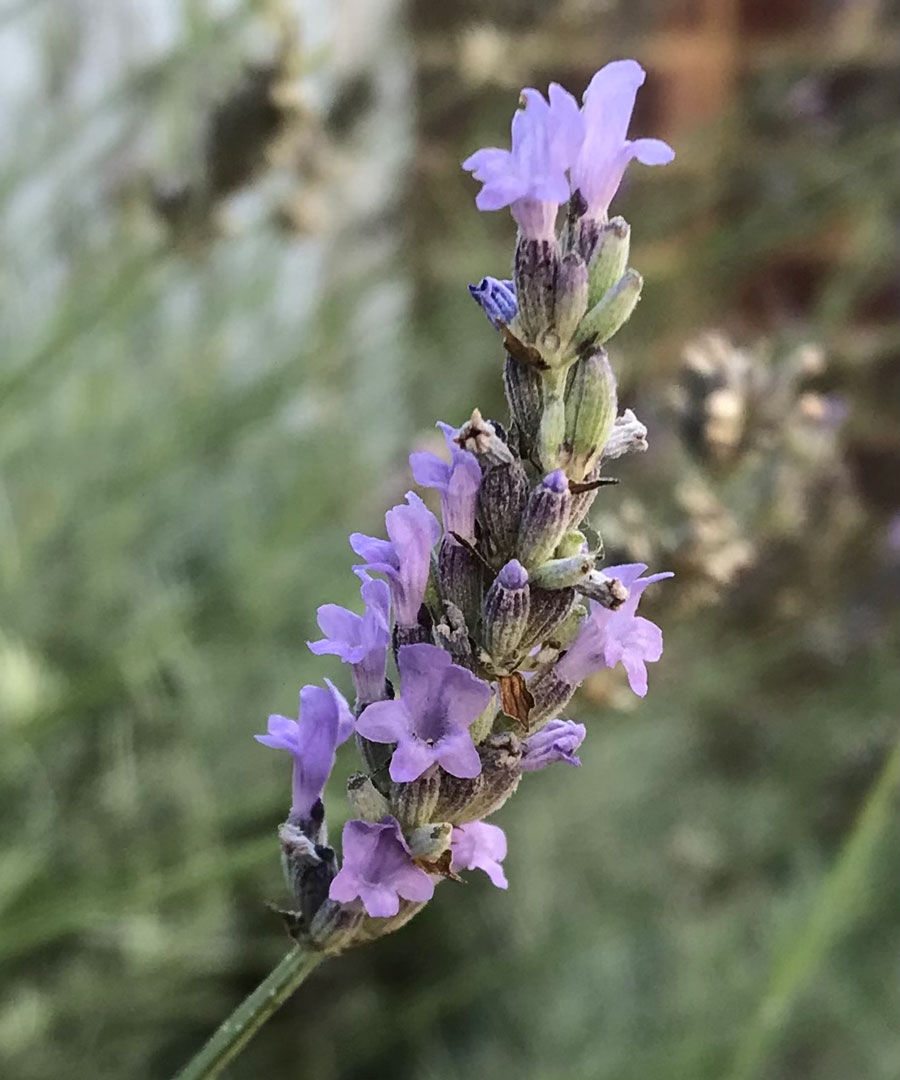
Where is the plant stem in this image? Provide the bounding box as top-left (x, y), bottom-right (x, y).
top-left (726, 741), bottom-right (899, 1080)
top-left (174, 946), bottom-right (323, 1080)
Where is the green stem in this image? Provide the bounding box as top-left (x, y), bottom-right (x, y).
top-left (174, 947), bottom-right (324, 1080)
top-left (726, 742), bottom-right (898, 1080)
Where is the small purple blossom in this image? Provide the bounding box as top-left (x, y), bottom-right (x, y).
top-left (255, 681), bottom-right (354, 817)
top-left (469, 276), bottom-right (517, 328)
top-left (570, 60), bottom-right (674, 222)
top-left (410, 423), bottom-right (482, 543)
top-left (329, 817), bottom-right (435, 917)
top-left (555, 563), bottom-right (673, 696)
top-left (463, 84), bottom-right (584, 240)
top-left (450, 822), bottom-right (508, 889)
top-left (356, 643), bottom-right (492, 783)
top-left (307, 570), bottom-right (391, 703)
top-left (521, 718), bottom-right (587, 771)
top-left (350, 492), bottom-right (441, 628)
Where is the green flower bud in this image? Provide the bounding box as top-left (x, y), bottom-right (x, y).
top-left (346, 773), bottom-right (391, 821)
top-left (587, 217), bottom-right (630, 306)
top-left (530, 554), bottom-right (593, 590)
top-left (563, 348), bottom-right (618, 481)
top-left (553, 252), bottom-right (589, 351)
top-left (556, 529), bottom-right (588, 558)
top-left (575, 269), bottom-right (643, 349)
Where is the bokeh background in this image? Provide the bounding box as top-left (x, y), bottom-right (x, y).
top-left (1, 1), bottom-right (898, 1078)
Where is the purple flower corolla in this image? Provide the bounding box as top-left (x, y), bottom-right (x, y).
top-left (356, 643), bottom-right (492, 783)
top-left (469, 276), bottom-right (517, 328)
top-left (570, 60), bottom-right (674, 222)
top-left (521, 718), bottom-right (587, 771)
top-left (555, 563), bottom-right (673, 696)
top-left (307, 570), bottom-right (391, 703)
top-left (329, 817), bottom-right (435, 917)
top-left (462, 84), bottom-right (584, 240)
top-left (255, 681), bottom-right (354, 817)
top-left (450, 822), bottom-right (509, 889)
top-left (350, 492), bottom-right (441, 628)
top-left (409, 423), bottom-right (482, 543)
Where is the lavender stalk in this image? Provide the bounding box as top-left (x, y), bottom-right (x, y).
top-left (174, 57), bottom-right (675, 1080)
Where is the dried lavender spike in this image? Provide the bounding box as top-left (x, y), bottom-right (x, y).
top-left (278, 821), bottom-right (337, 925)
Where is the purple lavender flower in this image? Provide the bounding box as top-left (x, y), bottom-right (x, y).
top-left (410, 423), bottom-right (482, 543)
top-left (356, 643), bottom-right (492, 783)
top-left (307, 570), bottom-right (391, 704)
top-left (350, 492), bottom-right (441, 629)
top-left (521, 718), bottom-right (587, 771)
top-left (571, 60), bottom-right (674, 222)
top-left (555, 563), bottom-right (673, 696)
top-left (462, 84), bottom-right (584, 240)
top-left (469, 276), bottom-right (517, 328)
top-left (255, 681), bottom-right (354, 817)
top-left (329, 817), bottom-right (435, 917)
top-left (450, 821), bottom-right (509, 889)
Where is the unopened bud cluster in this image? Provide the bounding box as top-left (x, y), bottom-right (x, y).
top-left (256, 60), bottom-right (674, 955)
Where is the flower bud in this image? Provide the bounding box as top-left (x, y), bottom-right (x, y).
top-left (530, 554), bottom-right (593, 590)
top-left (353, 899), bottom-right (429, 944)
top-left (575, 269), bottom-right (643, 349)
top-left (469, 276), bottom-right (517, 328)
top-left (524, 668), bottom-right (578, 731)
top-left (517, 471), bottom-right (572, 569)
top-left (438, 536), bottom-right (482, 632)
top-left (563, 349), bottom-right (618, 481)
top-left (483, 559), bottom-right (530, 670)
top-left (307, 898), bottom-right (364, 953)
top-left (346, 773), bottom-right (391, 821)
top-left (433, 732), bottom-right (523, 823)
top-left (556, 529), bottom-right (588, 558)
top-left (391, 766), bottom-right (441, 828)
top-left (479, 457), bottom-right (529, 564)
top-left (355, 733), bottom-right (393, 792)
top-left (586, 217), bottom-right (630, 306)
top-left (577, 569), bottom-right (628, 610)
top-left (514, 236), bottom-right (560, 346)
top-left (519, 586), bottom-right (576, 651)
top-left (504, 355), bottom-right (544, 453)
top-left (469, 692), bottom-right (498, 744)
top-left (407, 822), bottom-right (453, 861)
top-left (279, 821), bottom-right (337, 925)
top-left (554, 252), bottom-right (589, 351)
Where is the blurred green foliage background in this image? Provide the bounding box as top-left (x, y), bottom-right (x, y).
top-left (0, 1), bottom-right (897, 1078)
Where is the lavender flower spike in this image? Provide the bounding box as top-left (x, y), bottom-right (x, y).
top-left (410, 422), bottom-right (482, 543)
top-left (329, 817), bottom-right (435, 918)
top-left (356, 643), bottom-right (492, 783)
top-left (255, 680), bottom-right (354, 818)
top-left (571, 60), bottom-right (674, 223)
top-left (469, 276), bottom-right (517, 328)
top-left (521, 718), bottom-right (587, 771)
top-left (556, 563), bottom-right (673, 696)
top-left (463, 84), bottom-right (584, 240)
top-left (450, 822), bottom-right (509, 889)
top-left (308, 570), bottom-right (391, 704)
top-left (351, 492), bottom-right (441, 629)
